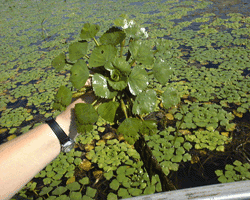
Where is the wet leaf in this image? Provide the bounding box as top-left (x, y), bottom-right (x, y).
top-left (162, 87), bottom-right (180, 109)
top-left (128, 65), bottom-right (148, 96)
top-left (132, 89), bottom-right (157, 115)
top-left (92, 73), bottom-right (118, 99)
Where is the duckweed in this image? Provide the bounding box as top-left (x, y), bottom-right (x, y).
top-left (215, 160), bottom-right (250, 183)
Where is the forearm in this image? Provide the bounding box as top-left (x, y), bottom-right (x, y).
top-left (0, 118), bottom-right (62, 200)
top-left (0, 91), bottom-right (95, 200)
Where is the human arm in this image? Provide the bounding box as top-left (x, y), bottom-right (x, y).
top-left (0, 90), bottom-right (95, 200)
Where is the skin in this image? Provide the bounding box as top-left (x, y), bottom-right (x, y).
top-left (0, 81), bottom-right (95, 200)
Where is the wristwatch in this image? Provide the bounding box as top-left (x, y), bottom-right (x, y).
top-left (45, 116), bottom-right (75, 153)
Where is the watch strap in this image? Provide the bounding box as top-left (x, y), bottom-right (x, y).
top-left (45, 116), bottom-right (70, 144)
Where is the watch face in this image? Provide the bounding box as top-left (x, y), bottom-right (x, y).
top-left (62, 140), bottom-right (75, 153)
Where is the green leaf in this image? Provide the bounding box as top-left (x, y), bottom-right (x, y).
top-left (67, 182), bottom-right (81, 191)
top-left (128, 188), bottom-right (142, 196)
top-left (183, 142), bottom-right (192, 151)
top-left (176, 147), bottom-right (185, 155)
top-left (233, 160), bottom-right (242, 166)
top-left (107, 193), bottom-right (118, 200)
top-left (79, 177), bottom-right (89, 185)
top-left (52, 53), bottom-right (66, 71)
top-left (171, 154), bottom-right (182, 162)
top-left (143, 185), bottom-right (155, 195)
top-left (69, 192), bottom-right (82, 200)
top-left (118, 188), bottom-right (130, 198)
top-left (92, 73), bottom-right (118, 99)
top-left (132, 89), bottom-right (157, 115)
top-left (100, 27), bottom-right (126, 46)
top-left (140, 120), bottom-right (158, 136)
top-left (52, 186), bottom-right (68, 196)
top-left (182, 153), bottom-right (191, 162)
top-left (70, 59), bottom-right (89, 90)
top-left (129, 40), bottom-right (154, 65)
top-left (110, 179), bottom-right (120, 190)
top-left (162, 87), bottom-right (180, 109)
top-left (53, 86), bottom-right (72, 111)
top-left (218, 175), bottom-right (227, 183)
top-left (128, 66), bottom-right (148, 96)
top-left (104, 170), bottom-right (114, 180)
top-left (89, 45), bottom-right (117, 68)
top-left (215, 170), bottom-right (224, 176)
top-left (43, 178), bottom-right (53, 185)
top-left (153, 60), bottom-right (173, 85)
top-left (50, 180), bottom-right (62, 187)
top-left (69, 41), bottom-right (88, 61)
top-left (86, 187), bottom-right (97, 198)
top-left (80, 23), bottom-right (100, 40)
top-left (53, 174), bottom-right (63, 180)
top-left (39, 186), bottom-right (53, 196)
top-left (117, 118), bottom-right (141, 145)
top-left (75, 103), bottom-right (98, 125)
top-left (112, 57), bottom-right (131, 75)
top-left (108, 75), bottom-right (128, 91)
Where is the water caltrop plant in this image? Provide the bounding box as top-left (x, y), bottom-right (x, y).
top-left (51, 15), bottom-right (180, 191)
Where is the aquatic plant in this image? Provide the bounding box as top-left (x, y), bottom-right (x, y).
top-left (51, 15), bottom-right (180, 191)
top-left (215, 160), bottom-right (250, 183)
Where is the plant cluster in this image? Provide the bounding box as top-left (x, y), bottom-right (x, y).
top-left (145, 127), bottom-right (192, 176)
top-left (108, 164), bottom-right (162, 199)
top-left (0, 107), bottom-right (33, 128)
top-left (185, 129), bottom-right (231, 152)
top-left (215, 160), bottom-right (250, 183)
top-left (173, 102), bottom-right (235, 131)
top-left (51, 15), bottom-right (180, 191)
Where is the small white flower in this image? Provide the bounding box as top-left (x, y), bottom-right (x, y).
top-left (122, 19), bottom-right (135, 29)
top-left (140, 28), bottom-right (148, 38)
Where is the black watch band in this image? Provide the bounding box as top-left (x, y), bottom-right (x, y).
top-left (45, 116), bottom-right (70, 144)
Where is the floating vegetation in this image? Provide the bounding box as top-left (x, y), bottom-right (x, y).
top-left (1, 0), bottom-right (250, 199)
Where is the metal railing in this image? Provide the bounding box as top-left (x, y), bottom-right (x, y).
top-left (123, 180), bottom-right (250, 200)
